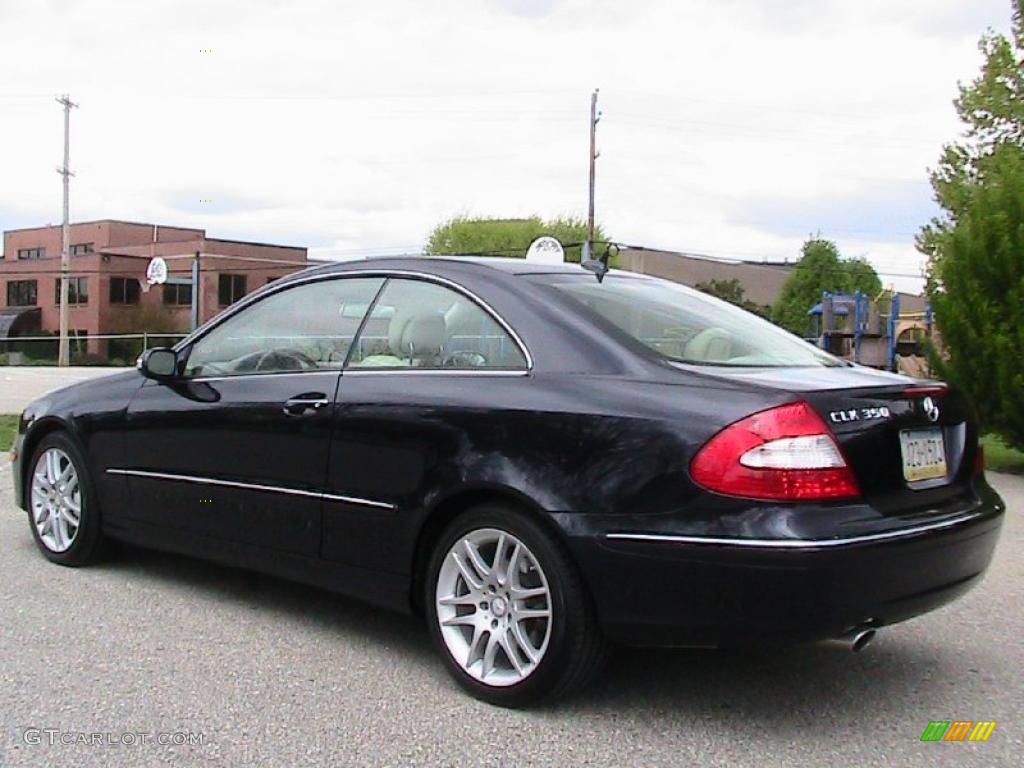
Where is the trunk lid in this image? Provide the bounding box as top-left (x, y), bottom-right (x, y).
top-left (685, 364), bottom-right (980, 514)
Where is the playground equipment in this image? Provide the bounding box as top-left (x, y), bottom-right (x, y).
top-left (806, 290), bottom-right (934, 374)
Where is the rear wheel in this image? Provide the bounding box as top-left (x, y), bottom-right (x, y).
top-left (425, 503), bottom-right (608, 707)
top-left (27, 432), bottom-right (107, 566)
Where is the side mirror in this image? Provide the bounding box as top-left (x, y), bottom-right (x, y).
top-left (138, 347), bottom-right (179, 380)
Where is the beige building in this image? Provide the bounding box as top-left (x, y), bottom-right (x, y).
top-left (618, 248), bottom-right (794, 308)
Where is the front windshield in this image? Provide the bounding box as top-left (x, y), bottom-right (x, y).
top-left (543, 273), bottom-right (844, 368)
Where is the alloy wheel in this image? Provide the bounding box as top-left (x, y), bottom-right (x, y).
top-left (435, 528), bottom-right (553, 687)
top-left (30, 447), bottom-right (81, 553)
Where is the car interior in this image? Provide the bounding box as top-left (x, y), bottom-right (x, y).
top-left (184, 278), bottom-right (525, 377)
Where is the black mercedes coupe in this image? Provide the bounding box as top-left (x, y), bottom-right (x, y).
top-left (9, 256), bottom-right (1006, 706)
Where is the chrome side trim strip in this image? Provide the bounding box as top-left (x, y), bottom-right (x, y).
top-left (320, 491), bottom-right (395, 509)
top-left (342, 369), bottom-right (529, 377)
top-left (605, 512), bottom-right (986, 549)
top-left (186, 370), bottom-right (342, 383)
top-left (185, 368), bottom-right (529, 383)
top-left (105, 468), bottom-right (395, 510)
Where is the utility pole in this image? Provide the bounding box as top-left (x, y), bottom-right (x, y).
top-left (190, 251), bottom-right (201, 331)
top-left (586, 88), bottom-right (600, 261)
top-left (56, 94), bottom-right (77, 367)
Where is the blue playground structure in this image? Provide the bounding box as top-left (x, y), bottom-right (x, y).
top-left (807, 291), bottom-right (934, 372)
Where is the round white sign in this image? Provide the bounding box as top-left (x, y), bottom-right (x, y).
top-left (525, 236), bottom-right (565, 264)
top-left (146, 257), bottom-right (168, 285)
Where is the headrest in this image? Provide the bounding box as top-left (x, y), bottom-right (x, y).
top-left (389, 309), bottom-right (446, 360)
top-left (684, 327), bottom-right (734, 362)
top-left (444, 300), bottom-right (481, 335)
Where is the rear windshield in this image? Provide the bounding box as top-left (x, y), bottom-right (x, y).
top-left (539, 273), bottom-right (844, 368)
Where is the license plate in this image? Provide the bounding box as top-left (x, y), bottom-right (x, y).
top-left (899, 428), bottom-right (947, 482)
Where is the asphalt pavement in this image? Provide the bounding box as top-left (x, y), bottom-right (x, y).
top-left (0, 367), bottom-right (124, 414)
top-left (0, 470), bottom-right (1020, 768)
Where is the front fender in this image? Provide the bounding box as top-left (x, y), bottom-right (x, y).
top-left (13, 412), bottom-right (77, 510)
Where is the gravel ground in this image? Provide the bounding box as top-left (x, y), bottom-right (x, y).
top-left (0, 470), bottom-right (1020, 768)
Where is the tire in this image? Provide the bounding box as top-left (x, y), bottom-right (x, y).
top-left (425, 503), bottom-right (609, 707)
top-left (25, 432), bottom-right (108, 566)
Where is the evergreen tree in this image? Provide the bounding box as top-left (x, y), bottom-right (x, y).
top-left (920, 1), bottom-right (1024, 448)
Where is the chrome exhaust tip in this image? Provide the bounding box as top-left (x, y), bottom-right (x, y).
top-left (835, 626), bottom-right (876, 655)
top-left (848, 628), bottom-right (876, 652)
top-left (829, 623), bottom-right (878, 652)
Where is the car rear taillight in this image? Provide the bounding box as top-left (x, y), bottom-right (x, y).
top-left (690, 401), bottom-right (860, 501)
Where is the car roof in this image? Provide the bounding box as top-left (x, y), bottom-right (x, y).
top-left (300, 254), bottom-right (629, 278)
top-left (185, 253), bottom-right (680, 379)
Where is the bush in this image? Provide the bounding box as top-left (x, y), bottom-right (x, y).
top-left (70, 352), bottom-right (108, 367)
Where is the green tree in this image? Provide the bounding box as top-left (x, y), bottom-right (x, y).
top-left (919, 1), bottom-right (1024, 449)
top-left (918, 0), bottom-right (1024, 267)
top-left (694, 278), bottom-right (769, 317)
top-left (425, 216), bottom-right (608, 263)
top-left (771, 238), bottom-right (882, 334)
top-left (930, 144), bottom-right (1024, 448)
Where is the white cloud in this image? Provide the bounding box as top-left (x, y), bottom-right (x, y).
top-left (0, 0), bottom-right (1014, 291)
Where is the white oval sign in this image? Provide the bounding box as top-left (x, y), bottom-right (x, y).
top-left (525, 236), bottom-right (565, 264)
top-left (146, 257), bottom-right (168, 285)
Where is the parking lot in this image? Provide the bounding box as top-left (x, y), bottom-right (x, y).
top-left (0, 367), bottom-right (122, 414)
top-left (0, 469), bottom-right (1020, 767)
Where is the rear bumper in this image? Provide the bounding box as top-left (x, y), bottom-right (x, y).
top-left (559, 486), bottom-right (1005, 647)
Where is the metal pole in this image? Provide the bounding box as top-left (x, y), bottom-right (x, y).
top-left (586, 88), bottom-right (599, 260)
top-left (55, 94), bottom-right (77, 366)
top-left (190, 251), bottom-right (200, 331)
top-left (888, 292), bottom-right (900, 372)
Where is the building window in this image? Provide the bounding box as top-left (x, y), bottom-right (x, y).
top-left (17, 247), bottom-right (46, 260)
top-left (70, 242), bottom-right (94, 256)
top-left (54, 277), bottom-right (88, 305)
top-left (6, 280), bottom-right (38, 307)
top-left (163, 283), bottom-right (193, 306)
top-left (109, 277), bottom-right (140, 305)
top-left (218, 273), bottom-right (247, 306)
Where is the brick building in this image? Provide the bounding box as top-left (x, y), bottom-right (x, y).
top-left (0, 219), bottom-right (308, 359)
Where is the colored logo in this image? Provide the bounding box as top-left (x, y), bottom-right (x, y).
top-left (920, 721), bottom-right (996, 742)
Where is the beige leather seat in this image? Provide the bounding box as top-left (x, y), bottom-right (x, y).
top-left (356, 309), bottom-right (447, 367)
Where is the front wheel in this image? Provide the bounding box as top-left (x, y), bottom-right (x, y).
top-left (27, 432), bottom-right (108, 566)
top-left (425, 503), bottom-right (608, 707)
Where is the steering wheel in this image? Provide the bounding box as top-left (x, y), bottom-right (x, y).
top-left (235, 348), bottom-right (318, 373)
top-left (443, 350), bottom-right (488, 368)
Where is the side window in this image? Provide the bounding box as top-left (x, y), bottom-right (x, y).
top-left (347, 278), bottom-right (527, 370)
top-left (185, 277), bottom-right (384, 377)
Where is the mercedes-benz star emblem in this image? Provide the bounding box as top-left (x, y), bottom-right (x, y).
top-left (922, 396), bottom-right (940, 422)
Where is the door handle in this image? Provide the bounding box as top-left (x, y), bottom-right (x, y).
top-left (283, 393), bottom-right (329, 416)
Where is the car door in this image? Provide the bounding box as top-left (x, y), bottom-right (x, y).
top-left (322, 276), bottom-right (530, 572)
top-left (120, 275), bottom-right (385, 556)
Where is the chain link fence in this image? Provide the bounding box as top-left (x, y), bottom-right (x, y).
top-left (0, 333), bottom-right (188, 367)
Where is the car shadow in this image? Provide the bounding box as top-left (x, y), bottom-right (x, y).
top-left (571, 641), bottom-right (952, 725)
top-left (104, 541), bottom-right (436, 664)
top-left (99, 541), bottom-right (965, 724)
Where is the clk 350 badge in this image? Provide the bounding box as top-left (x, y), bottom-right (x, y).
top-left (829, 406), bottom-right (891, 424)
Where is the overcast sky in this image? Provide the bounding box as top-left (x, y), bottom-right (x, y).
top-left (0, 0), bottom-right (1012, 291)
